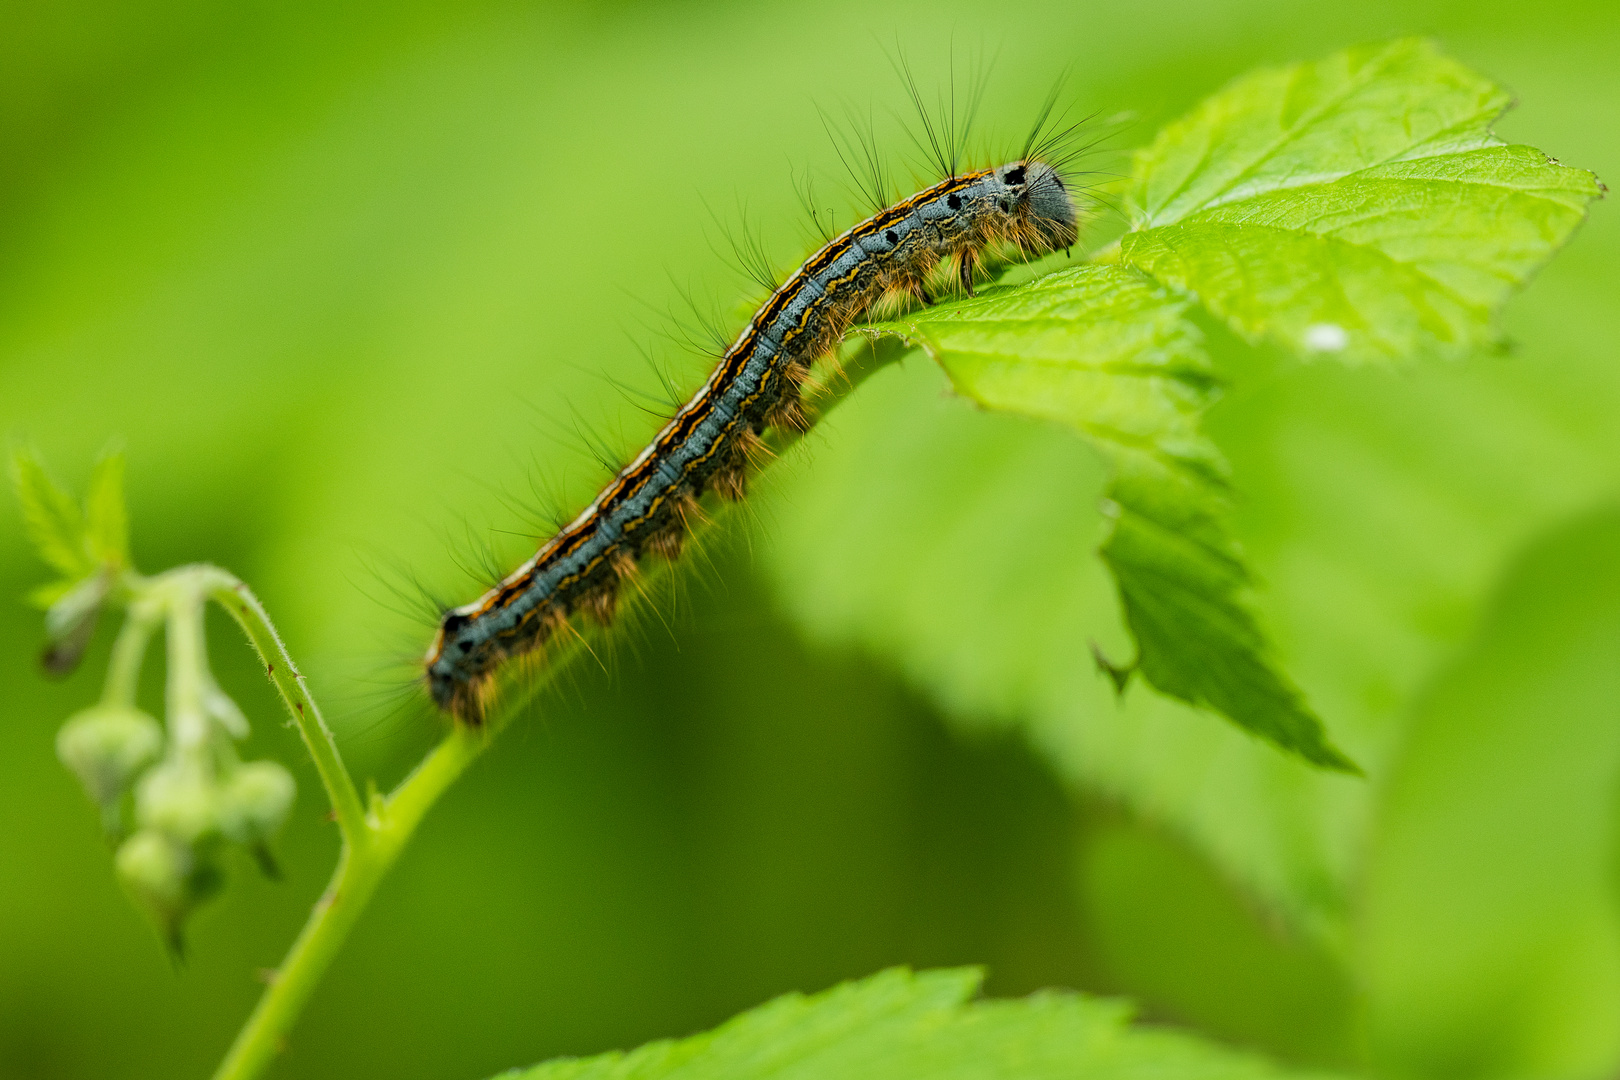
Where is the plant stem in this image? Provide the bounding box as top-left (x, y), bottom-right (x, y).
top-left (209, 728), bottom-right (485, 1080)
top-left (103, 598), bottom-right (159, 708)
top-left (207, 635), bottom-right (548, 1080)
top-left (205, 337), bottom-right (907, 1080)
top-left (201, 568), bottom-right (367, 843)
top-left (165, 581), bottom-right (209, 751)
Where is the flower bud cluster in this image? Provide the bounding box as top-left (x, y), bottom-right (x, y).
top-left (58, 681), bottom-right (295, 948)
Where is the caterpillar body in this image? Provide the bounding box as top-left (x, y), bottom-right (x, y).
top-left (426, 156), bottom-right (1079, 722)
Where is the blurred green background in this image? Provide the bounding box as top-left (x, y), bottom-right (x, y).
top-left (1, 2), bottom-right (1617, 1079)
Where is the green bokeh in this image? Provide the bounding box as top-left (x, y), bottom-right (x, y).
top-left (1, 2), bottom-right (1615, 1079)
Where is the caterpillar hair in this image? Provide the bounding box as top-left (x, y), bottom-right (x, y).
top-left (424, 102), bottom-right (1085, 723)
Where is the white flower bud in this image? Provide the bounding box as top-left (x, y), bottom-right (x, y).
top-left (115, 829), bottom-right (222, 950)
top-left (135, 759), bottom-right (220, 844)
top-left (56, 705), bottom-right (164, 809)
top-left (217, 760), bottom-right (296, 846)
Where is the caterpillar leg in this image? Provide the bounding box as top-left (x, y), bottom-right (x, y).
top-left (959, 249), bottom-right (978, 297)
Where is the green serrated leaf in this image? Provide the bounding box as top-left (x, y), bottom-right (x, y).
top-left (761, 354), bottom-right (1362, 947)
top-left (84, 450), bottom-right (130, 570)
top-left (1120, 38), bottom-right (1604, 362)
top-left (10, 448), bottom-right (93, 580)
top-left (1103, 475), bottom-right (1357, 774)
top-left (494, 967), bottom-right (1339, 1080)
top-left (874, 265), bottom-right (1355, 770)
top-left (762, 39), bottom-right (1598, 933)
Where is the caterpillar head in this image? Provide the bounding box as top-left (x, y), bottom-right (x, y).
top-left (992, 160), bottom-right (1078, 253)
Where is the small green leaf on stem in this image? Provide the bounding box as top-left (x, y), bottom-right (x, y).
top-left (12, 448), bottom-right (133, 674)
top-left (85, 449), bottom-right (131, 569)
top-left (10, 448), bottom-right (92, 580)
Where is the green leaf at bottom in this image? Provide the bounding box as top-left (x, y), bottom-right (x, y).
top-left (493, 967), bottom-right (1340, 1080)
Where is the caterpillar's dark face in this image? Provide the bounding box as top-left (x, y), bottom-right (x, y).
top-left (993, 160), bottom-right (1078, 252)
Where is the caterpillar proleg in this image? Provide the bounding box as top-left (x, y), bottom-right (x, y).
top-left (425, 124), bottom-right (1081, 722)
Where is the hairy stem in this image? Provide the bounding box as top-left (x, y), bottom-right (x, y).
top-left (209, 695), bottom-right (543, 1080)
top-left (202, 568), bottom-right (367, 842)
top-left (208, 733), bottom-right (471, 1079)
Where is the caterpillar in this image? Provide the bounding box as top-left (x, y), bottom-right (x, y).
top-left (424, 123), bottom-right (1082, 723)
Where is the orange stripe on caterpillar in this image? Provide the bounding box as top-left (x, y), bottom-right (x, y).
top-left (426, 159), bottom-right (1080, 722)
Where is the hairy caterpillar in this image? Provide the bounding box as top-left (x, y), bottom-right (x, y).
top-left (425, 120), bottom-right (1082, 723)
